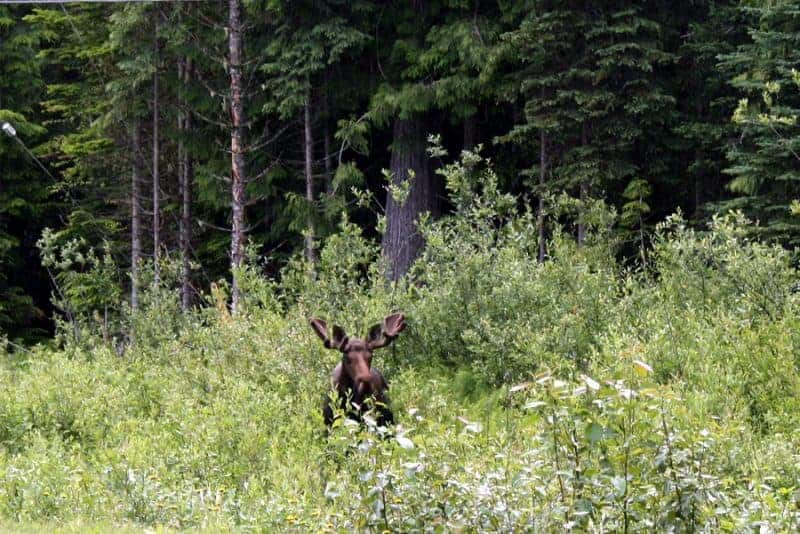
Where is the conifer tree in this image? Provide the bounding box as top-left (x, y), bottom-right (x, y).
top-left (0, 5), bottom-right (50, 340)
top-left (720, 1), bottom-right (800, 244)
top-left (491, 1), bottom-right (675, 245)
top-left (27, 4), bottom-right (123, 241)
top-left (371, 0), bottom-right (497, 279)
top-left (672, 1), bottom-right (744, 221)
top-left (260, 0), bottom-right (370, 265)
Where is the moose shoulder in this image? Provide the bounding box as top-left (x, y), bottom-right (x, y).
top-left (310, 313), bottom-right (406, 428)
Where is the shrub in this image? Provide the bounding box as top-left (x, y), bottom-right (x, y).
top-left (0, 152), bottom-right (797, 530)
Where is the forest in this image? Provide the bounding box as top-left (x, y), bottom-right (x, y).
top-left (0, 0), bottom-right (799, 531)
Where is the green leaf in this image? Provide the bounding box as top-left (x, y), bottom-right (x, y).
top-left (586, 422), bottom-right (615, 444)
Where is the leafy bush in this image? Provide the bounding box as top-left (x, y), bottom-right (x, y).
top-left (0, 152), bottom-right (798, 530)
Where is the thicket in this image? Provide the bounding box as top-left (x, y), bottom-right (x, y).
top-left (1, 154), bottom-right (799, 531)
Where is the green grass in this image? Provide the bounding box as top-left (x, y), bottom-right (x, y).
top-left (2, 182), bottom-right (800, 530)
top-left (0, 320), bottom-right (798, 531)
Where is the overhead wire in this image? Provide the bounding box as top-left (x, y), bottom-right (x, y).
top-left (3, 127), bottom-right (57, 181)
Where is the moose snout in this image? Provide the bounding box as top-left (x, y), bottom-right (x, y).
top-left (355, 375), bottom-right (373, 396)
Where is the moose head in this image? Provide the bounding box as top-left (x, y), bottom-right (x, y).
top-left (310, 313), bottom-right (406, 427)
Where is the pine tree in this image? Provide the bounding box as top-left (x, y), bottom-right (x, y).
top-left (672, 1), bottom-right (744, 221)
top-left (0, 5), bottom-right (51, 340)
top-left (370, 0), bottom-right (498, 280)
top-left (27, 4), bottom-right (123, 240)
top-left (491, 2), bottom-right (676, 246)
top-left (259, 0), bottom-right (370, 266)
top-left (31, 3), bottom-right (201, 313)
top-left (719, 1), bottom-right (800, 244)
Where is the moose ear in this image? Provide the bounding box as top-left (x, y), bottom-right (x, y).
top-left (367, 312), bottom-right (406, 350)
top-left (309, 318), bottom-right (348, 350)
top-left (366, 323), bottom-right (383, 346)
top-left (330, 325), bottom-right (348, 350)
top-left (310, 318), bottom-right (329, 342)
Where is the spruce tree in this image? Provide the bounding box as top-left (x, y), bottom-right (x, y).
top-left (370, 0), bottom-right (498, 280)
top-left (719, 1), bottom-right (800, 244)
top-left (259, 0), bottom-right (370, 265)
top-left (673, 0), bottom-right (745, 221)
top-left (491, 2), bottom-right (675, 245)
top-left (0, 5), bottom-right (51, 340)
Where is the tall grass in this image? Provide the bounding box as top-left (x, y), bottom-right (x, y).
top-left (1, 152), bottom-right (799, 530)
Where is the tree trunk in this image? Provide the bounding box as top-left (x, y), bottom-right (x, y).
top-left (538, 129), bottom-right (547, 263)
top-left (152, 19), bottom-right (161, 285)
top-left (324, 120), bottom-right (333, 194)
top-left (694, 101), bottom-right (704, 219)
top-left (577, 180), bottom-right (587, 247)
top-left (382, 116), bottom-right (437, 281)
top-left (639, 193), bottom-right (647, 270)
top-left (577, 124), bottom-right (588, 247)
top-left (322, 80), bottom-right (333, 195)
top-left (694, 157), bottom-right (703, 219)
top-left (131, 122), bottom-right (142, 309)
top-left (303, 97), bottom-right (317, 264)
top-left (228, 0), bottom-right (246, 313)
top-left (179, 57), bottom-right (193, 310)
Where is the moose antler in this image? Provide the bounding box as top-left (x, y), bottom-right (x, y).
top-left (309, 318), bottom-right (348, 350)
top-left (366, 313), bottom-right (406, 349)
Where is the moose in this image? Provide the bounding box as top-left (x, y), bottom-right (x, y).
top-left (310, 313), bottom-right (406, 428)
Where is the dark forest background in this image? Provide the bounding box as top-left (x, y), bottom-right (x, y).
top-left (1, 0), bottom-right (798, 343)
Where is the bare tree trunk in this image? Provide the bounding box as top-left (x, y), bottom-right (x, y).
top-left (538, 129), bottom-right (547, 263)
top-left (303, 97), bottom-right (317, 264)
top-left (322, 80), bottom-right (333, 195)
top-left (577, 124), bottom-right (588, 248)
top-left (577, 180), bottom-right (587, 247)
top-left (228, 0), bottom-right (247, 313)
top-left (131, 123), bottom-right (142, 309)
top-left (694, 159), bottom-right (703, 219)
top-left (152, 18), bottom-right (161, 285)
top-left (694, 101), bottom-right (704, 219)
top-left (382, 116), bottom-right (437, 281)
top-left (179, 57), bottom-right (193, 310)
top-left (639, 194), bottom-right (647, 270)
top-left (324, 121), bottom-right (333, 194)
top-left (177, 60), bottom-right (185, 290)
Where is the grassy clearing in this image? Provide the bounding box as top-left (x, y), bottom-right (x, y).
top-left (1, 161), bottom-right (800, 531)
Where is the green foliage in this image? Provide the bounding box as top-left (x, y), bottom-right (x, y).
top-left (620, 178), bottom-right (652, 230)
top-left (2, 6), bottom-right (800, 529)
top-left (719, 1), bottom-right (800, 244)
top-left (2, 170), bottom-right (800, 529)
top-left (4, 0), bottom-right (799, 343)
top-left (402, 148), bottom-right (617, 384)
top-left (0, 5), bottom-right (52, 341)
top-left (490, 2), bottom-right (676, 199)
top-left (37, 229), bottom-right (122, 317)
top-left (674, 1), bottom-right (746, 221)
top-left (369, 0), bottom-right (497, 124)
top-left (260, 1), bottom-right (370, 119)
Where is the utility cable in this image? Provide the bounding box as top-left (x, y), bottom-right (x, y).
top-left (1, 122), bottom-right (57, 181)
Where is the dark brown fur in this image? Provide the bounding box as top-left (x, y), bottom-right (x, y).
top-left (310, 313), bottom-right (406, 428)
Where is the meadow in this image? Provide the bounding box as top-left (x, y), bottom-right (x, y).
top-left (1, 163), bottom-right (799, 532)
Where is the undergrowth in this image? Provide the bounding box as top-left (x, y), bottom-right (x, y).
top-left (0, 151), bottom-right (799, 531)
